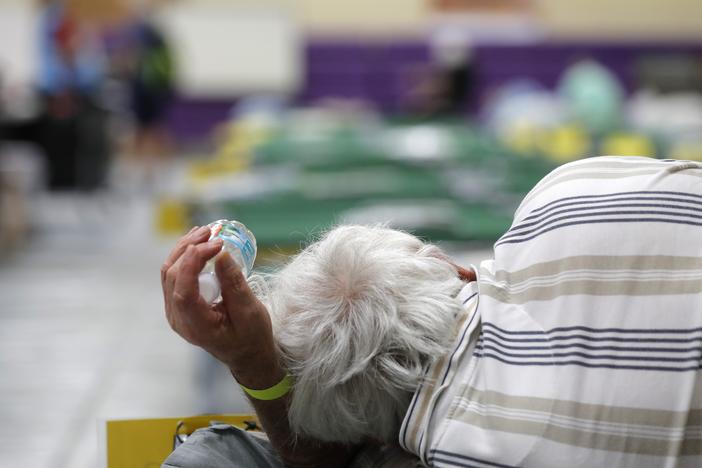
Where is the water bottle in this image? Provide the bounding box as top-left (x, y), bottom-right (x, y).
top-left (198, 219), bottom-right (257, 303)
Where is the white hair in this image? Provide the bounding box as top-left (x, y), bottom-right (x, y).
top-left (262, 225), bottom-right (464, 444)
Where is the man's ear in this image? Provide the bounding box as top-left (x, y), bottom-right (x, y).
top-left (421, 245), bottom-right (476, 282)
top-left (455, 264), bottom-right (476, 282)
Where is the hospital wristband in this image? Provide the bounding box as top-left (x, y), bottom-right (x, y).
top-left (240, 374), bottom-right (293, 401)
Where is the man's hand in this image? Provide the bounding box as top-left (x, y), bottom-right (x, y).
top-left (160, 226), bottom-right (282, 386)
top-left (162, 227), bottom-right (362, 467)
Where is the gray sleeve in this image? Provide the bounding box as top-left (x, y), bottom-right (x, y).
top-left (162, 424), bottom-right (284, 468)
top-left (162, 423), bottom-right (421, 468)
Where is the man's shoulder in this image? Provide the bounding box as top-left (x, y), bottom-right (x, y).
top-left (514, 156), bottom-right (672, 222)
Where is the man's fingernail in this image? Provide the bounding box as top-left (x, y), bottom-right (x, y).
top-left (211, 238), bottom-right (224, 247)
top-left (188, 225), bottom-right (199, 234)
top-left (196, 226), bottom-right (211, 235)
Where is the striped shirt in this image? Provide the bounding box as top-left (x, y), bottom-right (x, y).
top-left (400, 156), bottom-right (702, 468)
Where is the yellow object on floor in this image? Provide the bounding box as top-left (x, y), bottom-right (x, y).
top-left (155, 197), bottom-right (190, 236)
top-left (101, 414), bottom-right (259, 468)
top-left (670, 140), bottom-right (702, 161)
top-left (600, 133), bottom-right (655, 157)
top-left (541, 125), bottom-right (591, 162)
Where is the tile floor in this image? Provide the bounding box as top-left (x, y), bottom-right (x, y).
top-left (0, 192), bottom-right (251, 468)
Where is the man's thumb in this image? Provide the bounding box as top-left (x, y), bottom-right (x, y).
top-left (214, 251), bottom-right (254, 305)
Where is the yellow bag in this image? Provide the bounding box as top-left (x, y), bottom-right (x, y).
top-left (101, 414), bottom-right (259, 468)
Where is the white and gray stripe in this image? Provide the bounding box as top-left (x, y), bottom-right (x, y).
top-left (498, 191), bottom-right (702, 247)
top-left (474, 323), bottom-right (702, 372)
top-left (450, 388), bottom-right (702, 456)
top-left (479, 255), bottom-right (702, 303)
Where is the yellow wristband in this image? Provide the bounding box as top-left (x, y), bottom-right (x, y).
top-left (240, 374), bottom-right (293, 401)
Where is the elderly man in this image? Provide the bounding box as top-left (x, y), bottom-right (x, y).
top-left (161, 156), bottom-right (702, 468)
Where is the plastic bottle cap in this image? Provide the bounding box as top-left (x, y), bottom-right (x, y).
top-left (198, 273), bottom-right (221, 303)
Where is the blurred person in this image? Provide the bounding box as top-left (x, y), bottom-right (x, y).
top-left (37, 0), bottom-right (105, 103)
top-left (124, 9), bottom-right (175, 166)
top-left (1, 0), bottom-right (110, 190)
top-left (35, 0), bottom-right (109, 190)
top-left (102, 5), bottom-right (174, 192)
top-left (430, 26), bottom-right (475, 115)
top-left (408, 27), bottom-right (475, 117)
top-left (162, 156), bottom-right (702, 467)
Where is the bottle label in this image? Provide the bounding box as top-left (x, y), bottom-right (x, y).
top-left (213, 221), bottom-right (256, 274)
